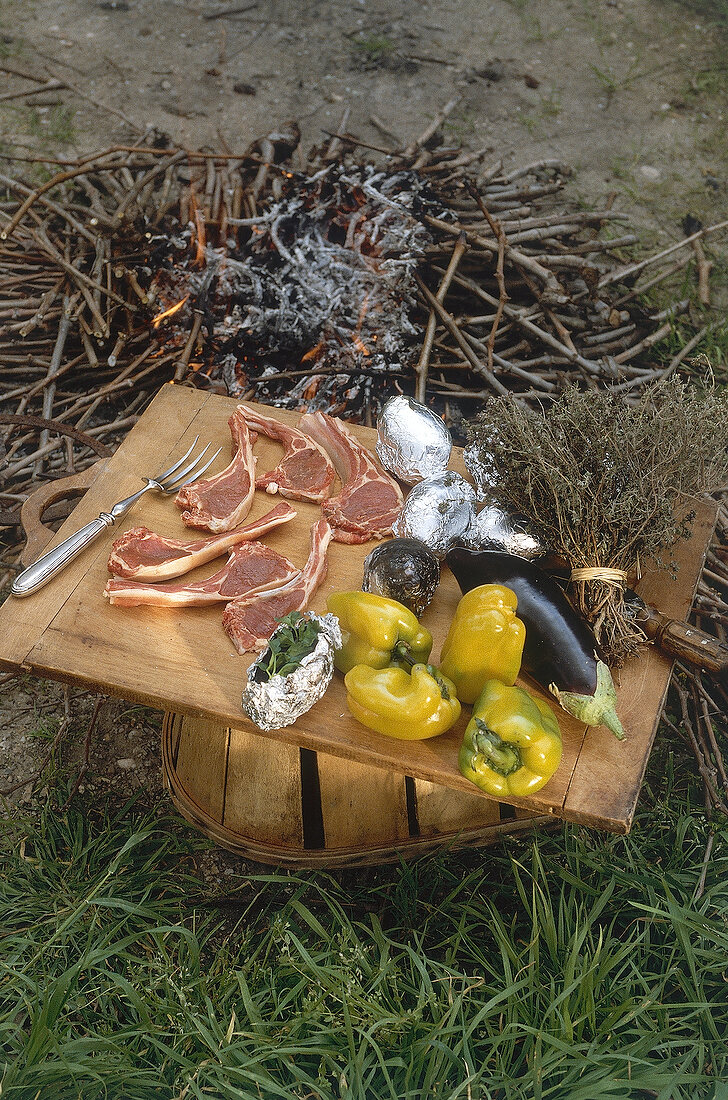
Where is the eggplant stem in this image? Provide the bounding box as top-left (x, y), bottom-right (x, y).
top-left (549, 659), bottom-right (626, 739)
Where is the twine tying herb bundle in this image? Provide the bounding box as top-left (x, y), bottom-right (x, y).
top-left (466, 377), bottom-right (728, 663)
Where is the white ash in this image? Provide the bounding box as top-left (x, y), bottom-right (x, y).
top-left (188, 165), bottom-right (436, 408)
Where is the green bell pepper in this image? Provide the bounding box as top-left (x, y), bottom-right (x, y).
top-left (459, 678), bottom-right (562, 798)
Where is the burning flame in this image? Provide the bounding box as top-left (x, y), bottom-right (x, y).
top-left (151, 295), bottom-right (189, 329)
top-left (301, 340), bottom-right (325, 363)
top-left (193, 207), bottom-right (207, 268)
top-left (351, 291), bottom-right (371, 357)
top-left (351, 335), bottom-right (370, 357)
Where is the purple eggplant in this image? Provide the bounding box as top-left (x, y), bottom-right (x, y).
top-left (445, 547), bottom-right (625, 739)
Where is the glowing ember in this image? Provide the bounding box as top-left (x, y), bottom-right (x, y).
top-left (151, 295), bottom-right (190, 328)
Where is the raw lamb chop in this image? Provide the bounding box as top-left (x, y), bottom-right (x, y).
top-left (105, 542), bottom-right (300, 608)
top-left (238, 403), bottom-right (336, 504)
top-left (175, 406), bottom-right (256, 532)
top-left (107, 502), bottom-right (296, 582)
top-left (297, 411), bottom-right (403, 544)
top-left (223, 518), bottom-right (333, 654)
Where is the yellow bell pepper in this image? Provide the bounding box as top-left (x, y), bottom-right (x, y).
top-left (344, 662), bottom-right (461, 740)
top-left (459, 678), bottom-right (562, 798)
top-left (327, 591), bottom-right (432, 676)
top-left (440, 584), bottom-right (526, 704)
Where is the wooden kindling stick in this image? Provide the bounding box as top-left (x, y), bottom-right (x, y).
top-left (35, 291), bottom-right (77, 474)
top-left (415, 231), bottom-right (467, 402)
top-left (466, 181), bottom-right (509, 371)
top-left (0, 155), bottom-right (125, 241)
top-left (174, 312), bottom-right (204, 381)
top-left (404, 96), bottom-right (460, 161)
top-left (415, 275), bottom-right (510, 396)
top-left (60, 695), bottom-right (106, 812)
top-left (597, 218), bottom-right (728, 289)
top-left (691, 238), bottom-right (713, 307)
top-left (422, 213), bottom-right (569, 303)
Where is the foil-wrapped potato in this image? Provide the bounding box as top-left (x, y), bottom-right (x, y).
top-left (376, 395), bottom-right (452, 484)
top-left (458, 502), bottom-right (550, 560)
top-left (393, 471), bottom-right (476, 558)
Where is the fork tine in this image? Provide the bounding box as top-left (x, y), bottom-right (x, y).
top-left (175, 442), bottom-right (218, 483)
top-left (163, 441), bottom-right (213, 485)
top-left (164, 445), bottom-right (222, 491)
top-left (153, 435), bottom-right (200, 483)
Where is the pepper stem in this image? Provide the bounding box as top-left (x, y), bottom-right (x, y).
top-left (549, 659), bottom-right (625, 739)
top-left (392, 643), bottom-right (451, 700)
top-left (392, 641), bottom-right (417, 670)
top-left (472, 719), bottom-right (523, 777)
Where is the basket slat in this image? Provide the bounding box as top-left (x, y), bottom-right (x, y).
top-left (173, 714), bottom-right (228, 822)
top-left (223, 725), bottom-right (304, 847)
top-left (413, 777), bottom-right (502, 836)
top-left (317, 753), bottom-right (410, 849)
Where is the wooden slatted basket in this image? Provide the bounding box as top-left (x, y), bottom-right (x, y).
top-left (161, 711), bottom-right (556, 868)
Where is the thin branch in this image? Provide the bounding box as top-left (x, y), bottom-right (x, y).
top-left (415, 231), bottom-right (468, 402)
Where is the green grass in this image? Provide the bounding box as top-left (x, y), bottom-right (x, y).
top-left (650, 314), bottom-right (728, 373)
top-left (349, 33), bottom-right (396, 67)
top-left (500, 0), bottom-right (563, 44)
top-left (589, 61), bottom-right (639, 101)
top-left (25, 104), bottom-right (77, 146)
top-left (518, 92), bottom-right (562, 137)
top-left (1, 723), bottom-right (727, 1099)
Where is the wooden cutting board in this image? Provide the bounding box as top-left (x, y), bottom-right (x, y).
top-left (0, 383), bottom-right (715, 832)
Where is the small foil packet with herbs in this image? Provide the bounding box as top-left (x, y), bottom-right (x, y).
top-left (242, 611), bottom-right (342, 731)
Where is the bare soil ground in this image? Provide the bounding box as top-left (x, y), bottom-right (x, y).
top-left (1, 0), bottom-right (727, 830)
top-left (3, 0), bottom-right (727, 235)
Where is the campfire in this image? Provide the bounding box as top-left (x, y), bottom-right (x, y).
top-left (146, 161), bottom-right (435, 411)
top-left (3, 113), bottom-right (720, 462)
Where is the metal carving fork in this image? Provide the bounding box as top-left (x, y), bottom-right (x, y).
top-left (11, 436), bottom-right (221, 598)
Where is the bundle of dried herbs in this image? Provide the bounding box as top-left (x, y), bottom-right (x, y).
top-left (465, 377), bottom-right (728, 663)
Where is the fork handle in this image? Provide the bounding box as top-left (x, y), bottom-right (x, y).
top-left (11, 512), bottom-right (115, 598)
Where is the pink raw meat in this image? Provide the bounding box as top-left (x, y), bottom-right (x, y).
top-left (297, 410), bottom-right (403, 544)
top-left (105, 542), bottom-right (300, 608)
top-left (107, 502), bottom-right (296, 581)
top-left (175, 406), bottom-right (256, 532)
top-left (222, 518), bottom-right (333, 654)
top-left (239, 403), bottom-right (336, 504)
